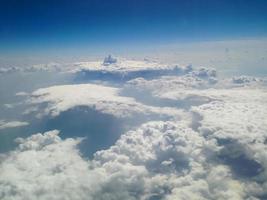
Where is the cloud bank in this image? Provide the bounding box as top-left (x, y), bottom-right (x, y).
top-left (1, 117), bottom-right (266, 199)
top-left (27, 83), bottom-right (182, 120)
top-left (1, 56), bottom-right (267, 199)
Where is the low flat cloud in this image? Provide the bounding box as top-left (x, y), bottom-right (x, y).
top-left (0, 120), bottom-right (29, 130)
top-left (27, 83), bottom-right (182, 119)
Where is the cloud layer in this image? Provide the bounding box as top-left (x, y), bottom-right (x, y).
top-left (1, 116), bottom-right (266, 199)
top-left (27, 83), bottom-right (182, 120)
top-left (1, 56), bottom-right (267, 199)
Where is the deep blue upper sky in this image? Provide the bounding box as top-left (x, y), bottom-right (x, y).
top-left (1, 0), bottom-right (267, 56)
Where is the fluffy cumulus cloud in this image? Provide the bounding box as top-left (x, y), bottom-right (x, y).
top-left (190, 88), bottom-right (267, 140)
top-left (0, 130), bottom-right (101, 200)
top-left (0, 121), bottom-right (254, 200)
top-left (1, 56), bottom-right (267, 199)
top-left (190, 88), bottom-right (267, 198)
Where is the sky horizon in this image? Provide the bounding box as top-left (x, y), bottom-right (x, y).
top-left (1, 0), bottom-right (267, 76)
top-left (1, 0), bottom-right (267, 61)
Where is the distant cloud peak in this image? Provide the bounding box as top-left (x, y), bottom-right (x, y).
top-left (103, 55), bottom-right (117, 66)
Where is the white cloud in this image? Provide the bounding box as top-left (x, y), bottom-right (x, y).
top-left (190, 88), bottom-right (267, 141)
top-left (1, 56), bottom-right (267, 200)
top-left (73, 57), bottom-right (193, 82)
top-left (189, 88), bottom-right (267, 198)
top-left (1, 120), bottom-right (264, 200)
top-left (125, 74), bottom-right (216, 99)
top-left (0, 120), bottom-right (29, 130)
top-left (0, 66), bottom-right (21, 74)
top-left (0, 63), bottom-right (64, 75)
top-left (0, 130), bottom-right (101, 200)
top-left (122, 73), bottom-right (267, 198)
top-left (28, 83), bottom-right (182, 119)
top-left (23, 62), bottom-right (63, 73)
top-left (122, 69), bottom-right (218, 110)
top-left (0, 56), bottom-right (190, 79)
top-left (73, 57), bottom-right (175, 73)
top-left (15, 91), bottom-right (29, 96)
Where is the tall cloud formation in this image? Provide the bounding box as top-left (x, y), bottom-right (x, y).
top-left (1, 118), bottom-right (266, 199)
top-left (0, 123), bottom-right (246, 200)
top-left (0, 56), bottom-right (267, 199)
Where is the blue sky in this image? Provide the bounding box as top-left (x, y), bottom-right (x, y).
top-left (1, 0), bottom-right (267, 62)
